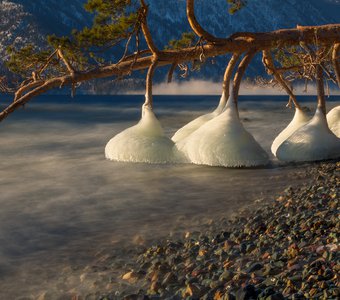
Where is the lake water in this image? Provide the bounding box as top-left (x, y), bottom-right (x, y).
top-left (0, 95), bottom-right (339, 299)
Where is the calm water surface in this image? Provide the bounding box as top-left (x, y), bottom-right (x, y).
top-left (0, 95), bottom-right (339, 298)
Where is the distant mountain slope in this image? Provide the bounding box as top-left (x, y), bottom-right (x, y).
top-left (1, 0), bottom-right (340, 85)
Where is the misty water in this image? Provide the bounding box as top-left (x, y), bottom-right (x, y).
top-left (0, 95), bottom-right (339, 299)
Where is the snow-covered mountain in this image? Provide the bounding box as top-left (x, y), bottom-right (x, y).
top-left (1, 0), bottom-right (340, 83)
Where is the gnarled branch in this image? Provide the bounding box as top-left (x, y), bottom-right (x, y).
top-left (186, 0), bottom-right (226, 44)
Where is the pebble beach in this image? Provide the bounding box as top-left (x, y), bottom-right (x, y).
top-left (99, 161), bottom-right (340, 300)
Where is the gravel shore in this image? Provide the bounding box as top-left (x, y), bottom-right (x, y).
top-left (102, 161), bottom-right (339, 300)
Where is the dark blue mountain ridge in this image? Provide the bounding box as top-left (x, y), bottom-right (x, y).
top-left (1, 0), bottom-right (340, 91)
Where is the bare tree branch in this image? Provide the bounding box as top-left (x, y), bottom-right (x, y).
top-left (144, 57), bottom-right (158, 108)
top-left (140, 0), bottom-right (159, 54)
top-left (186, 0), bottom-right (226, 44)
top-left (233, 50), bottom-right (256, 105)
top-left (222, 53), bottom-right (241, 98)
top-left (262, 50), bottom-right (302, 110)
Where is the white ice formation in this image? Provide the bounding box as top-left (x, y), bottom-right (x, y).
top-left (176, 96), bottom-right (269, 167)
top-left (105, 103), bottom-right (178, 164)
top-left (276, 107), bottom-right (340, 162)
top-left (171, 92), bottom-right (227, 143)
top-left (271, 108), bottom-right (310, 156)
top-left (326, 105), bottom-right (340, 137)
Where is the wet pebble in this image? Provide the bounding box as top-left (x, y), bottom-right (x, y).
top-left (102, 161), bottom-right (340, 299)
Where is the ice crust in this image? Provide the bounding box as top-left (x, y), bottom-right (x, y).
top-left (271, 108), bottom-right (310, 156)
top-left (276, 107), bottom-right (340, 162)
top-left (171, 93), bottom-right (227, 143)
top-left (176, 97), bottom-right (269, 167)
top-left (327, 105), bottom-right (340, 137)
top-left (105, 105), bottom-right (179, 164)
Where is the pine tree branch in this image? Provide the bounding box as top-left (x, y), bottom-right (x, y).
top-left (186, 0), bottom-right (227, 44)
top-left (2, 24), bottom-right (340, 122)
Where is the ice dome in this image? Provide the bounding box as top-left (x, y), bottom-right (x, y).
top-left (276, 107), bottom-right (340, 162)
top-left (177, 97), bottom-right (269, 167)
top-left (271, 108), bottom-right (310, 156)
top-left (105, 104), bottom-right (178, 164)
top-left (327, 105), bottom-right (340, 137)
top-left (172, 93), bottom-right (227, 143)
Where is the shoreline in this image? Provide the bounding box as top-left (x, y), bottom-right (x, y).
top-left (3, 160), bottom-right (338, 300)
top-left (101, 161), bottom-right (339, 300)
